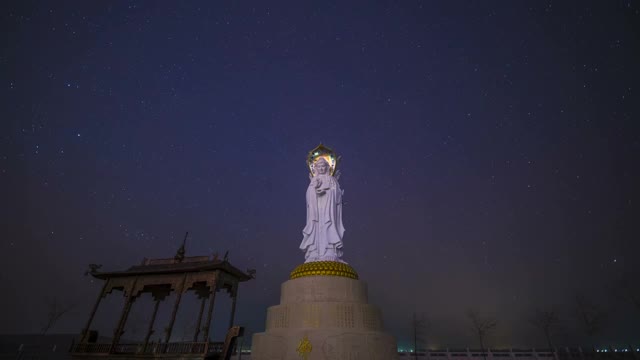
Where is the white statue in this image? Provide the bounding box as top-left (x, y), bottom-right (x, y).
top-left (300, 146), bottom-right (345, 263)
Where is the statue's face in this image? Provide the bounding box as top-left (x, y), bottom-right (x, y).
top-left (315, 160), bottom-right (329, 175)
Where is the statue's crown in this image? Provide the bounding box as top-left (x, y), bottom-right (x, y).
top-left (307, 144), bottom-right (339, 176)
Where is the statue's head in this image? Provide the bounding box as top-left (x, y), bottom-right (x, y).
top-left (307, 144), bottom-right (338, 176)
top-left (314, 158), bottom-right (329, 175)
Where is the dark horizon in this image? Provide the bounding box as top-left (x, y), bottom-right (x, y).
top-left (1, 0), bottom-right (639, 349)
top-left (0, 332), bottom-right (638, 352)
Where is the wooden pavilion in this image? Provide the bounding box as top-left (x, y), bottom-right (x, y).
top-left (71, 241), bottom-right (254, 360)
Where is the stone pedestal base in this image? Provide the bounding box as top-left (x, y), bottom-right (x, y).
top-left (251, 276), bottom-right (397, 360)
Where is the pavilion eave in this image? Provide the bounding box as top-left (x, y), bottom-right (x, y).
top-left (89, 260), bottom-right (252, 282)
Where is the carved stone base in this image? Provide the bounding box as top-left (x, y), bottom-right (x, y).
top-left (251, 276), bottom-right (397, 360)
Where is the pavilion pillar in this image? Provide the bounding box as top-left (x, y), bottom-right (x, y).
top-left (111, 294), bottom-right (136, 351)
top-left (193, 295), bottom-right (207, 342)
top-left (228, 285), bottom-right (238, 329)
top-left (80, 280), bottom-right (109, 343)
top-left (142, 298), bottom-right (162, 352)
top-left (202, 276), bottom-right (219, 346)
top-left (164, 274), bottom-right (187, 344)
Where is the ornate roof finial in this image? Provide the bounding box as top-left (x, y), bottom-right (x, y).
top-left (174, 232), bottom-right (188, 263)
top-left (84, 264), bottom-right (102, 276)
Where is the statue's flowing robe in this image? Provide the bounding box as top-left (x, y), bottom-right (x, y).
top-left (300, 174), bottom-right (344, 262)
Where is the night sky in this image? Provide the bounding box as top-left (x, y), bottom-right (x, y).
top-left (1, 0), bottom-right (639, 349)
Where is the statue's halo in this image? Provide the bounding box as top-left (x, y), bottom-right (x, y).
top-left (306, 144), bottom-right (339, 176)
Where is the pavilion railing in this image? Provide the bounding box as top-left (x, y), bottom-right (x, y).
top-left (71, 343), bottom-right (112, 354)
top-left (71, 341), bottom-right (224, 355)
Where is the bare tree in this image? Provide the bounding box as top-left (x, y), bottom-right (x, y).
top-left (41, 298), bottom-right (75, 335)
top-left (530, 308), bottom-right (560, 351)
top-left (611, 273), bottom-right (640, 315)
top-left (181, 320), bottom-right (197, 341)
top-left (411, 312), bottom-right (429, 359)
top-left (574, 294), bottom-right (606, 339)
top-left (127, 312), bottom-right (145, 341)
top-left (237, 326), bottom-right (250, 360)
top-left (467, 309), bottom-right (497, 360)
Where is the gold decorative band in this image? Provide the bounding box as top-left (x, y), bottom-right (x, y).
top-left (290, 261), bottom-right (359, 280)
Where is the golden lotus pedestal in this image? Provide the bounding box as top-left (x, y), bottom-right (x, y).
top-left (251, 261), bottom-right (397, 360)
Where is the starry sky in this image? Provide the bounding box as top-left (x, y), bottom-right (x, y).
top-left (1, 0), bottom-right (639, 349)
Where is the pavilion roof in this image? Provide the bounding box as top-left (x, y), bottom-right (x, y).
top-left (90, 256), bottom-right (252, 281)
